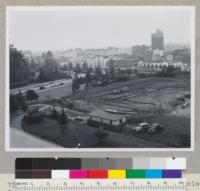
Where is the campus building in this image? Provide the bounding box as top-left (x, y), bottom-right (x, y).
top-left (87, 56), bottom-right (110, 69)
top-left (87, 109), bottom-right (126, 129)
top-left (151, 29), bottom-right (164, 56)
top-left (113, 57), bottom-right (140, 70)
top-left (132, 45), bottom-right (151, 61)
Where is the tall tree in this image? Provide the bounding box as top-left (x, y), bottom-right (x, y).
top-left (82, 62), bottom-right (88, 72)
top-left (104, 69), bottom-right (110, 84)
top-left (85, 68), bottom-right (91, 85)
top-left (95, 66), bottom-right (103, 79)
top-left (109, 59), bottom-right (116, 80)
top-left (59, 109), bottom-right (69, 125)
top-left (9, 45), bottom-right (30, 86)
top-left (74, 64), bottom-right (81, 74)
top-left (68, 62), bottom-right (73, 71)
top-left (72, 76), bottom-right (80, 92)
top-left (26, 90), bottom-right (39, 102)
top-left (37, 50), bottom-right (61, 82)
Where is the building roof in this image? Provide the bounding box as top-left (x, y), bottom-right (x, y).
top-left (88, 109), bottom-right (124, 121)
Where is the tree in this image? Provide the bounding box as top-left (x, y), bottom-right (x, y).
top-left (68, 62), bottom-right (73, 71)
top-left (74, 64), bottom-right (81, 74)
top-left (72, 75), bottom-right (80, 92)
top-left (104, 69), bottom-right (110, 84)
top-left (29, 57), bottom-right (38, 72)
top-left (9, 45), bottom-right (30, 87)
top-left (18, 90), bottom-right (28, 111)
top-left (95, 66), bottom-right (103, 79)
top-left (51, 107), bottom-right (58, 120)
top-left (156, 65), bottom-right (178, 77)
top-left (17, 90), bottom-right (25, 105)
top-left (38, 67), bottom-right (48, 82)
top-left (127, 68), bottom-right (132, 75)
top-left (10, 94), bottom-right (20, 112)
top-left (21, 101), bottom-right (28, 112)
top-left (108, 58), bottom-right (116, 81)
top-left (82, 62), bottom-right (88, 72)
top-left (85, 68), bottom-right (91, 85)
top-left (37, 50), bottom-right (60, 82)
top-left (63, 64), bottom-right (68, 71)
top-left (10, 91), bottom-right (28, 112)
top-left (59, 109), bottom-right (69, 125)
top-left (26, 90), bottom-right (39, 102)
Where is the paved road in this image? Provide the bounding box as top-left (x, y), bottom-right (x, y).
top-left (10, 79), bottom-right (86, 102)
top-left (10, 128), bottom-right (61, 148)
top-left (10, 111), bottom-right (61, 148)
top-left (10, 79), bottom-right (72, 94)
top-left (37, 83), bottom-right (73, 101)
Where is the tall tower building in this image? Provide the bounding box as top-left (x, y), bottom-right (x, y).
top-left (151, 29), bottom-right (164, 56)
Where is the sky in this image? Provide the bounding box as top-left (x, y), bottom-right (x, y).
top-left (8, 6), bottom-right (194, 51)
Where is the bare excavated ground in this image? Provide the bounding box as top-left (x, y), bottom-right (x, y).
top-left (68, 76), bottom-right (190, 115)
top-left (65, 76), bottom-right (191, 148)
top-left (22, 76), bottom-right (191, 148)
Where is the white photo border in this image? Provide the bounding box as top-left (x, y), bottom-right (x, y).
top-left (5, 6), bottom-right (195, 152)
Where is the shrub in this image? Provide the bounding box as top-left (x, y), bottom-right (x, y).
top-left (59, 110), bottom-right (69, 125)
top-left (176, 96), bottom-right (185, 102)
top-left (51, 107), bottom-right (58, 120)
top-left (185, 93), bottom-right (191, 98)
top-left (25, 114), bottom-right (43, 124)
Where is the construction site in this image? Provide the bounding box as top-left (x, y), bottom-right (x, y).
top-left (49, 75), bottom-right (191, 148)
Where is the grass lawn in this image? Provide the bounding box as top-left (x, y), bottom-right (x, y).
top-left (124, 114), bottom-right (190, 148)
top-left (22, 117), bottom-right (166, 148)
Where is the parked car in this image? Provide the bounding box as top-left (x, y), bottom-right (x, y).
top-left (73, 116), bottom-right (87, 124)
top-left (39, 86), bottom-right (46, 90)
top-left (148, 123), bottom-right (163, 134)
top-left (106, 109), bottom-right (118, 114)
top-left (53, 97), bottom-right (63, 103)
top-left (113, 89), bottom-right (120, 94)
top-left (181, 102), bottom-right (190, 109)
top-left (120, 86), bottom-right (129, 93)
top-left (133, 122), bottom-right (150, 133)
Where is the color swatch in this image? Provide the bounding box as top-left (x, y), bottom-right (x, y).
top-left (15, 158), bottom-right (185, 179)
top-left (16, 158), bottom-right (186, 170)
top-left (15, 169), bottom-right (182, 179)
top-left (108, 170), bottom-right (126, 179)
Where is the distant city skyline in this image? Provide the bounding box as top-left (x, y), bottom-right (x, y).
top-left (8, 6), bottom-right (194, 51)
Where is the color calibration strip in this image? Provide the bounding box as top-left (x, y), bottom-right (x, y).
top-left (16, 158), bottom-right (186, 170)
top-left (16, 169), bottom-right (182, 179)
top-left (15, 158), bottom-right (185, 179)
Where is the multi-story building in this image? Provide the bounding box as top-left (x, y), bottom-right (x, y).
top-left (151, 29), bottom-right (164, 56)
top-left (138, 61), bottom-right (189, 72)
top-left (86, 47), bottom-right (119, 57)
top-left (173, 48), bottom-right (191, 64)
top-left (132, 45), bottom-right (151, 61)
top-left (87, 56), bottom-right (110, 69)
top-left (113, 57), bottom-right (140, 70)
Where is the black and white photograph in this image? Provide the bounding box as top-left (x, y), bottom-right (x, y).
top-left (6, 6), bottom-right (195, 150)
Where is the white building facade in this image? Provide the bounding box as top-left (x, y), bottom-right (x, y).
top-left (138, 61), bottom-right (189, 72)
top-left (87, 56), bottom-right (110, 69)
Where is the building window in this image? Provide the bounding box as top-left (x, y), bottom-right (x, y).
top-left (92, 116), bottom-right (101, 122)
top-left (103, 119), bottom-right (110, 124)
top-left (112, 120), bottom-right (120, 126)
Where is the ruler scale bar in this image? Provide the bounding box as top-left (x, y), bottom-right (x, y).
top-left (12, 179), bottom-right (186, 191)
